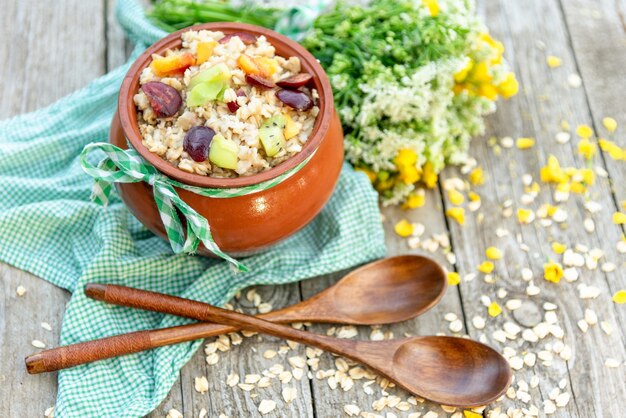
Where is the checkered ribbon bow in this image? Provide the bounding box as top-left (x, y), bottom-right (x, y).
top-left (80, 142), bottom-right (311, 272)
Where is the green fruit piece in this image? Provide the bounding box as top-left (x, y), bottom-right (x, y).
top-left (259, 114), bottom-right (286, 157)
top-left (187, 81), bottom-right (226, 107)
top-left (209, 134), bottom-right (239, 170)
top-left (188, 63), bottom-right (231, 90)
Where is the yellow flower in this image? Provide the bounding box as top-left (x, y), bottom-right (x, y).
top-left (579, 168), bottom-right (595, 185)
top-left (448, 189), bottom-right (465, 205)
top-left (478, 83), bottom-right (498, 100)
top-left (516, 137), bottom-right (535, 149)
top-left (472, 61), bottom-right (492, 84)
top-left (613, 290), bottom-right (626, 304)
top-left (394, 219), bottom-right (414, 237)
top-left (468, 191), bottom-right (481, 202)
top-left (400, 166), bottom-right (421, 184)
top-left (423, 0), bottom-right (440, 16)
top-left (464, 412), bottom-right (482, 418)
top-left (468, 167), bottom-right (485, 186)
top-left (613, 212), bottom-right (626, 225)
top-left (546, 55), bottom-right (562, 68)
top-left (551, 242), bottom-right (567, 254)
top-left (455, 59), bottom-right (474, 83)
top-left (485, 246), bottom-right (502, 260)
top-left (422, 162), bottom-right (438, 188)
top-left (602, 117), bottom-right (617, 133)
top-left (394, 149), bottom-right (421, 185)
top-left (394, 148), bottom-right (418, 166)
top-left (497, 72), bottom-right (519, 99)
top-left (488, 301), bottom-right (502, 317)
top-left (598, 139), bottom-right (624, 160)
top-left (540, 155), bottom-right (569, 183)
top-left (517, 208), bottom-right (535, 224)
top-left (576, 124), bottom-right (594, 139)
top-left (446, 207), bottom-right (465, 225)
top-left (544, 261), bottom-right (564, 283)
top-left (447, 271), bottom-right (461, 286)
top-left (403, 190), bottom-right (426, 209)
top-left (478, 261), bottom-right (495, 273)
top-left (480, 32), bottom-right (505, 55)
top-left (577, 138), bottom-right (597, 160)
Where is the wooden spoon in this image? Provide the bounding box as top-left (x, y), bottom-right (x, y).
top-left (85, 284), bottom-right (512, 406)
top-left (25, 255), bottom-right (446, 374)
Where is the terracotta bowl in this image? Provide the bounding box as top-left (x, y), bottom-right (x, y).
top-left (113, 22), bottom-right (344, 257)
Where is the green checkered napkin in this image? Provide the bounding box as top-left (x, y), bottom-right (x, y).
top-left (0, 1), bottom-right (385, 417)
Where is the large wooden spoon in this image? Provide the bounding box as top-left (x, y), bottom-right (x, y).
top-left (25, 255), bottom-right (446, 374)
top-left (83, 281), bottom-right (512, 406)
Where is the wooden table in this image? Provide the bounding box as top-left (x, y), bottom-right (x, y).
top-left (1, 0), bottom-right (624, 417)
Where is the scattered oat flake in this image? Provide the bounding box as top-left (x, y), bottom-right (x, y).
top-left (258, 400), bottom-right (276, 415)
top-left (44, 406), bottom-right (55, 418)
top-left (516, 137), bottom-right (535, 149)
top-left (568, 73), bottom-right (582, 87)
top-left (605, 358), bottom-right (621, 368)
top-left (194, 376), bottom-right (209, 393)
top-left (31, 340), bottom-right (46, 349)
top-left (16, 285), bottom-right (27, 296)
top-left (41, 322), bottom-right (53, 331)
top-left (344, 404), bottom-right (361, 416)
top-left (166, 409), bottom-right (183, 418)
top-left (226, 373), bottom-right (239, 387)
top-left (612, 290), bottom-right (626, 304)
top-left (282, 387), bottom-right (297, 403)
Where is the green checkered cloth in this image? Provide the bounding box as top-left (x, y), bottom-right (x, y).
top-left (0, 0), bottom-right (385, 417)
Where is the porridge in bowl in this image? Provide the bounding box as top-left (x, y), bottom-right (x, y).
top-left (134, 30), bottom-right (320, 177)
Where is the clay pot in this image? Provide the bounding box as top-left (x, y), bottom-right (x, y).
top-left (113, 23), bottom-right (344, 257)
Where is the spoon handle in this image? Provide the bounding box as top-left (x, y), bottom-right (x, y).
top-left (87, 284), bottom-right (391, 364)
top-left (24, 284), bottom-right (297, 374)
top-left (85, 283), bottom-right (359, 355)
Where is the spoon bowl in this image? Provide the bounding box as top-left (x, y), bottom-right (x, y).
top-left (289, 255), bottom-right (447, 324)
top-left (391, 336), bottom-right (512, 406)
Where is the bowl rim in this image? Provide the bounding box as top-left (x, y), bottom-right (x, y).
top-left (118, 22), bottom-right (334, 189)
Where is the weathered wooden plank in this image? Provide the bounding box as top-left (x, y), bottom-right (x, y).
top-left (439, 1), bottom-right (626, 417)
top-left (560, 0), bottom-right (626, 204)
top-left (0, 264), bottom-right (70, 417)
top-left (0, 0), bottom-right (105, 116)
top-left (106, 0), bottom-right (134, 70)
top-left (302, 189), bottom-right (467, 418)
top-left (0, 1), bottom-right (105, 417)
